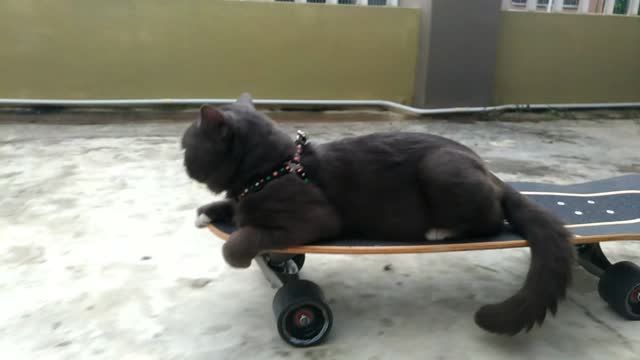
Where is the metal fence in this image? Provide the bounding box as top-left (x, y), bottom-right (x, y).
top-left (274, 0), bottom-right (398, 6)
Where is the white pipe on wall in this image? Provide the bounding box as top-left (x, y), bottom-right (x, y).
top-left (1, 98), bottom-right (639, 115)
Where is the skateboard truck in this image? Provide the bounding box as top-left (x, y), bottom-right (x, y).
top-left (252, 252), bottom-right (332, 347)
top-left (255, 254), bottom-right (303, 289)
top-left (576, 243), bottom-right (612, 277)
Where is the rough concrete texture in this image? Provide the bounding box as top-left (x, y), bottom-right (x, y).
top-left (1, 112), bottom-right (640, 359)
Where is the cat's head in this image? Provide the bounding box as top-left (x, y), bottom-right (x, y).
top-left (181, 93), bottom-right (291, 194)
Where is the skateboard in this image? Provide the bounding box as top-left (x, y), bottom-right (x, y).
top-left (207, 174), bottom-right (640, 347)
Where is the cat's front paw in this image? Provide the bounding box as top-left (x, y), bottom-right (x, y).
top-left (195, 213), bottom-right (212, 228)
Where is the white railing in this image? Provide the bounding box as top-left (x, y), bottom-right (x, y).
top-left (502, 0), bottom-right (640, 15)
top-left (274, 0), bottom-right (398, 6)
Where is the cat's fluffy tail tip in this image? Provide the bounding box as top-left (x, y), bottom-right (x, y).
top-left (473, 293), bottom-right (558, 336)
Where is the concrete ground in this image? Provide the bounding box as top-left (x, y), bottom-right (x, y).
top-left (1, 110), bottom-right (640, 359)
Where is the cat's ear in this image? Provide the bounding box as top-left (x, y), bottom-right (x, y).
top-left (198, 104), bottom-right (228, 136)
top-left (236, 92), bottom-right (255, 110)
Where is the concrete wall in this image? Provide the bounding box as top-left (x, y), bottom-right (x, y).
top-left (0, 0), bottom-right (420, 104)
top-left (3, 0), bottom-right (640, 108)
top-left (494, 11), bottom-right (640, 104)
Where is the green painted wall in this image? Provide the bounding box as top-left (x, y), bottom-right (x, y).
top-left (0, 0), bottom-right (420, 104)
top-left (494, 12), bottom-right (640, 105)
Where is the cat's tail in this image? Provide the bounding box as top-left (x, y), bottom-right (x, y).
top-left (474, 181), bottom-right (575, 335)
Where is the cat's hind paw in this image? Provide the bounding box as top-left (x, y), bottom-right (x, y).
top-left (425, 228), bottom-right (456, 241)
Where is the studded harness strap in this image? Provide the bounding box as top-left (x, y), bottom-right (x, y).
top-left (237, 130), bottom-right (310, 200)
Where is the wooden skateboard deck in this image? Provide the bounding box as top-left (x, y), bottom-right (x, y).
top-left (207, 174), bottom-right (640, 254)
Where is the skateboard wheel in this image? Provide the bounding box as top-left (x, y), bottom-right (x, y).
top-left (272, 279), bottom-right (332, 347)
top-left (598, 261), bottom-right (640, 320)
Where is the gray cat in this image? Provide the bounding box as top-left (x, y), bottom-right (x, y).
top-left (181, 93), bottom-right (575, 336)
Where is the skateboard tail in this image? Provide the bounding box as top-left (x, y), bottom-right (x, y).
top-left (474, 183), bottom-right (576, 335)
